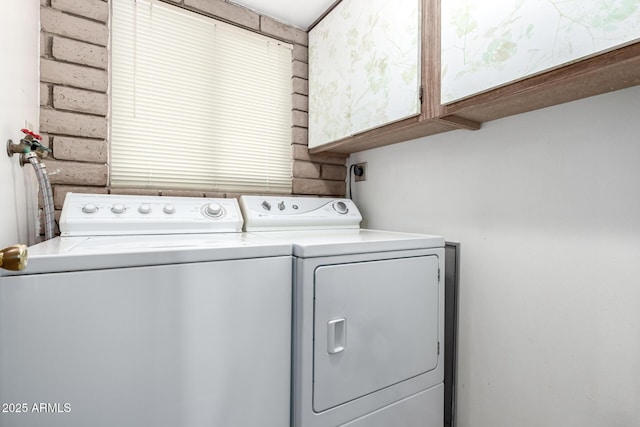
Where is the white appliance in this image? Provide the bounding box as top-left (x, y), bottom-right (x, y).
top-left (240, 196), bottom-right (445, 427)
top-left (0, 193), bottom-right (292, 427)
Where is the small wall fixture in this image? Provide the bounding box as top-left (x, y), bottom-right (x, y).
top-left (6, 128), bottom-right (49, 165)
top-left (6, 129), bottom-right (55, 241)
top-left (0, 244), bottom-right (28, 271)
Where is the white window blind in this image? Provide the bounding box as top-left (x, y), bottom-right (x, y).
top-left (111, 0), bottom-right (293, 193)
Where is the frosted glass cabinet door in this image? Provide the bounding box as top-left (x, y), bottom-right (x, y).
top-left (308, 0), bottom-right (421, 149)
top-left (441, 0), bottom-right (640, 104)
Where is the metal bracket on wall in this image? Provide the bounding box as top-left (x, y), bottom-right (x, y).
top-left (6, 139), bottom-right (28, 167)
top-left (7, 139), bottom-right (23, 157)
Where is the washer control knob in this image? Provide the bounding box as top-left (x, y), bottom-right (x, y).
top-left (138, 204), bottom-right (151, 214)
top-left (82, 203), bottom-right (97, 214)
top-left (204, 202), bottom-right (223, 218)
top-left (278, 201), bottom-right (285, 211)
top-left (163, 204), bottom-right (176, 214)
top-left (111, 204), bottom-right (126, 214)
top-left (333, 201), bottom-right (348, 214)
top-left (261, 201), bottom-right (271, 211)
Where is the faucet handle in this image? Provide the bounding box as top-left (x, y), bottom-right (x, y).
top-left (0, 244), bottom-right (28, 271)
top-left (20, 128), bottom-right (42, 141)
top-left (20, 129), bottom-right (49, 158)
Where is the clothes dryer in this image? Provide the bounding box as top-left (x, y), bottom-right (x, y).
top-left (0, 193), bottom-right (292, 427)
top-left (240, 196), bottom-right (445, 427)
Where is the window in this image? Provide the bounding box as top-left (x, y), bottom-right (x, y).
top-left (111, 0), bottom-right (293, 193)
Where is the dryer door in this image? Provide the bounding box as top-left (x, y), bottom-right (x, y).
top-left (313, 255), bottom-right (440, 412)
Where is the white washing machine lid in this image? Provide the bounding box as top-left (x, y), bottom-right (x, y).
top-left (3, 234), bottom-right (291, 276)
top-left (250, 229), bottom-right (444, 258)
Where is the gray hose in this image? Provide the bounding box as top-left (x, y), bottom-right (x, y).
top-left (26, 154), bottom-right (55, 241)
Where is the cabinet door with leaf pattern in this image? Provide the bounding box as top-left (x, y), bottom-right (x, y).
top-left (441, 0), bottom-right (640, 104)
top-left (308, 0), bottom-right (422, 149)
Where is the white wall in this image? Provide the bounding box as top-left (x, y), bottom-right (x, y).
top-left (0, 0), bottom-right (40, 247)
top-left (350, 86), bottom-right (640, 427)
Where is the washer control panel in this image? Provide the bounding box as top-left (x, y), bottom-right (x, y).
top-left (60, 193), bottom-right (243, 236)
top-left (239, 196), bottom-right (362, 231)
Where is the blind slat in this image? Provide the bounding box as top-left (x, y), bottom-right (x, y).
top-left (111, 0), bottom-right (293, 193)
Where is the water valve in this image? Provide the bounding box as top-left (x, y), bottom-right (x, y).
top-left (6, 128), bottom-right (49, 163)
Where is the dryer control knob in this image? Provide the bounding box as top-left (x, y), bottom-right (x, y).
top-left (204, 202), bottom-right (223, 218)
top-left (138, 204), bottom-right (151, 214)
top-left (163, 204), bottom-right (176, 214)
top-left (111, 204), bottom-right (126, 214)
top-left (82, 203), bottom-right (97, 214)
top-left (278, 201), bottom-right (285, 211)
top-left (333, 201), bottom-right (348, 214)
top-left (261, 201), bottom-right (271, 211)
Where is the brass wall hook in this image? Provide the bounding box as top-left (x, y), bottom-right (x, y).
top-left (0, 244), bottom-right (28, 271)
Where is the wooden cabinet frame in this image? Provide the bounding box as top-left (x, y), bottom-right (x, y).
top-left (310, 0), bottom-right (640, 155)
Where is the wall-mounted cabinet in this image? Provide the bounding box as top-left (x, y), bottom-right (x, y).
top-left (309, 0), bottom-right (479, 154)
top-left (441, 0), bottom-right (640, 104)
top-left (308, 0), bottom-right (640, 155)
top-left (308, 0), bottom-right (423, 149)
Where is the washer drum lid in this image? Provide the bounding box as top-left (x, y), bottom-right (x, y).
top-left (312, 255), bottom-right (440, 412)
top-left (3, 234), bottom-right (291, 276)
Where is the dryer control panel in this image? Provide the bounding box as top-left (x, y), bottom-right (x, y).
top-left (239, 196), bottom-right (362, 231)
top-left (60, 193), bottom-right (243, 236)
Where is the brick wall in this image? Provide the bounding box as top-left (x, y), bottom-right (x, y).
top-left (39, 0), bottom-right (346, 232)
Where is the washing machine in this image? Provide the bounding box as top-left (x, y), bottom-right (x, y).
top-left (0, 193), bottom-right (292, 427)
top-left (240, 196), bottom-right (445, 427)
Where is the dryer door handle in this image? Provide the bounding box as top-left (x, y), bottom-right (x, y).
top-left (327, 318), bottom-right (346, 354)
